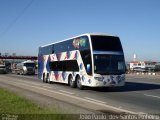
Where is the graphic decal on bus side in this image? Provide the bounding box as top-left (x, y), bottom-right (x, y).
top-left (38, 56), bottom-right (44, 79)
top-left (51, 71), bottom-right (66, 82)
top-left (73, 51), bottom-right (78, 59)
top-left (57, 53), bottom-right (62, 61)
top-left (52, 71), bottom-right (62, 81)
top-left (80, 63), bottom-right (83, 70)
top-left (72, 39), bottom-right (80, 48)
top-left (67, 51), bottom-right (71, 59)
top-left (72, 37), bottom-right (87, 48)
top-left (62, 72), bottom-right (67, 81)
top-left (46, 55), bottom-right (51, 72)
top-left (64, 52), bottom-right (68, 60)
top-left (41, 50), bottom-right (93, 85)
top-left (51, 54), bottom-right (57, 61)
top-left (79, 38), bottom-right (86, 47)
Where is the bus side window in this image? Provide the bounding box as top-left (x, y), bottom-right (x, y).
top-left (52, 45), bottom-right (54, 54)
top-left (85, 54), bottom-right (92, 75)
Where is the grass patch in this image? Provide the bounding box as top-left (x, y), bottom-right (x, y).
top-left (0, 88), bottom-right (76, 120)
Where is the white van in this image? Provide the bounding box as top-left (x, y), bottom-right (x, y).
top-left (16, 60), bottom-right (35, 75)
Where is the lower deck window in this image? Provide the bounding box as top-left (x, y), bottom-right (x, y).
top-left (49, 60), bottom-right (79, 71)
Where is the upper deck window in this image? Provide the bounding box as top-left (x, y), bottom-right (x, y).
top-left (91, 35), bottom-right (123, 52)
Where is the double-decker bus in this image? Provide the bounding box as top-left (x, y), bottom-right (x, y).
top-left (38, 33), bottom-right (125, 89)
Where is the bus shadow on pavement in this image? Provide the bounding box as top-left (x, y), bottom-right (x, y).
top-left (90, 82), bottom-right (160, 92)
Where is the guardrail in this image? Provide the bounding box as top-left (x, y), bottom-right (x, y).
top-left (127, 71), bottom-right (160, 76)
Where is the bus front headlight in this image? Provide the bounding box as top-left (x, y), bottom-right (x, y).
top-left (94, 77), bottom-right (104, 81)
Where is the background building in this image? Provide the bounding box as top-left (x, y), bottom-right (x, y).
top-left (128, 61), bottom-right (157, 72)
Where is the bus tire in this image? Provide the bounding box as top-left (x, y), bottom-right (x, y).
top-left (69, 75), bottom-right (76, 88)
top-left (43, 73), bottom-right (45, 83)
top-left (76, 75), bottom-right (83, 90)
top-left (46, 73), bottom-right (49, 83)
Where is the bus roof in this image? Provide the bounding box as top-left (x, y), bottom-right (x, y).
top-left (40, 33), bottom-right (118, 48)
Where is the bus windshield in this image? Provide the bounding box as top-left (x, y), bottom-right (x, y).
top-left (91, 35), bottom-right (123, 51)
top-left (94, 55), bottom-right (125, 75)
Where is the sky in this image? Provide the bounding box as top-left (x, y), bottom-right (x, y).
top-left (0, 0), bottom-right (160, 61)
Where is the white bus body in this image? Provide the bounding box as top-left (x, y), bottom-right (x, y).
top-left (38, 33), bottom-right (125, 89)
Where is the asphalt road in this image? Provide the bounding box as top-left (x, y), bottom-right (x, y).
top-left (0, 74), bottom-right (160, 114)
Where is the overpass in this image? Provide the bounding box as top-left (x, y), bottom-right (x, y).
top-left (0, 56), bottom-right (37, 60)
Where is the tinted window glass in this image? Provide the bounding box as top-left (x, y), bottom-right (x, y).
top-left (50, 61), bottom-right (63, 71)
top-left (39, 36), bottom-right (90, 55)
top-left (91, 36), bottom-right (123, 51)
top-left (39, 45), bottom-right (53, 55)
top-left (24, 63), bottom-right (35, 67)
top-left (49, 60), bottom-right (79, 71)
top-left (94, 54), bottom-right (125, 75)
top-left (80, 49), bottom-right (92, 75)
top-left (53, 36), bottom-right (90, 53)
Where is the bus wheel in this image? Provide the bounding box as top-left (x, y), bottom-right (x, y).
top-left (43, 73), bottom-right (45, 83)
top-left (46, 73), bottom-right (49, 83)
top-left (69, 75), bottom-right (76, 88)
top-left (76, 76), bottom-right (83, 90)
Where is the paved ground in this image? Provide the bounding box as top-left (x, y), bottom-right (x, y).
top-left (0, 74), bottom-right (160, 115)
top-left (0, 74), bottom-right (97, 114)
